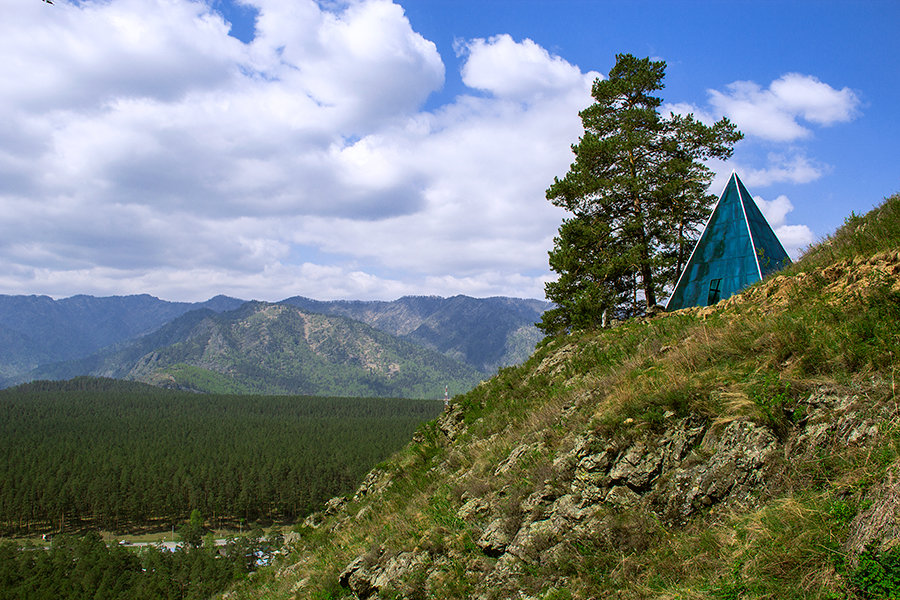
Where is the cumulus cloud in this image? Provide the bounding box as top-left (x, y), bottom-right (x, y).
top-left (753, 194), bottom-right (814, 258)
top-left (247, 0), bottom-right (445, 127)
top-left (773, 224), bottom-right (815, 258)
top-left (708, 73), bottom-right (860, 142)
top-left (740, 153), bottom-right (827, 187)
top-left (0, 0), bottom-right (594, 301)
top-left (458, 34), bottom-right (597, 101)
top-left (1, 0), bottom-right (242, 112)
top-left (754, 194), bottom-right (794, 227)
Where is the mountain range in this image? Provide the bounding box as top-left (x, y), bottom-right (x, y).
top-left (0, 294), bottom-right (550, 398)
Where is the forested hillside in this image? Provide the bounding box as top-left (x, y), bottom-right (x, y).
top-left (22, 302), bottom-right (485, 398)
top-left (0, 377), bottom-right (442, 534)
top-left (225, 193), bottom-right (900, 599)
top-left (1, 295), bottom-right (546, 395)
top-left (281, 295), bottom-right (550, 373)
top-left (0, 294), bottom-right (243, 380)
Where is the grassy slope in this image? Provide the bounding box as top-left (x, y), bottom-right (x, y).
top-left (225, 193), bottom-right (900, 599)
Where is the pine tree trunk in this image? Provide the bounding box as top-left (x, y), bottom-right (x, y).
top-left (632, 190), bottom-right (656, 308)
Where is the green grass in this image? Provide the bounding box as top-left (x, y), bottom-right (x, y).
top-left (163, 363), bottom-right (254, 393)
top-left (789, 192), bottom-right (900, 272)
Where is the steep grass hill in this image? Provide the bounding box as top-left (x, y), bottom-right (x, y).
top-left (224, 192), bottom-right (900, 599)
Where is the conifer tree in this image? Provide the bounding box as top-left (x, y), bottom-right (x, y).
top-left (540, 54), bottom-right (742, 333)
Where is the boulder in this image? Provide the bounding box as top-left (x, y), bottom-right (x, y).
top-left (649, 419), bottom-right (777, 524)
top-left (477, 518), bottom-right (514, 557)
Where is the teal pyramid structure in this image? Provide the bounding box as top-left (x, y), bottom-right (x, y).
top-left (666, 172), bottom-right (791, 311)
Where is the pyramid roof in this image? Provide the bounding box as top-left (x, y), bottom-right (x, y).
top-left (665, 172), bottom-right (791, 311)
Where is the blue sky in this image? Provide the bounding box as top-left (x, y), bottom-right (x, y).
top-left (1, 0), bottom-right (897, 302)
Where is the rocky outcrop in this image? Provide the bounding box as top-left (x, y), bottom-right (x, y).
top-left (329, 384), bottom-right (893, 599)
top-left (648, 419), bottom-right (777, 524)
top-left (339, 548), bottom-right (427, 600)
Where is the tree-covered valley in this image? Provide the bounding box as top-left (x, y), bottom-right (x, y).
top-left (0, 377), bottom-right (442, 534)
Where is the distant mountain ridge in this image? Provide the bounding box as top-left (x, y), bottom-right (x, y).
top-left (281, 295), bottom-right (549, 373)
top-left (25, 302), bottom-right (483, 397)
top-left (0, 293), bottom-right (549, 396)
top-left (0, 294), bottom-right (244, 378)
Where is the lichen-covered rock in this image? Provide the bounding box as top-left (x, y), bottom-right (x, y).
top-left (494, 442), bottom-right (543, 476)
top-left (790, 391), bottom-right (883, 456)
top-left (649, 419), bottom-right (778, 524)
top-left (438, 403), bottom-right (466, 440)
top-left (658, 416), bottom-right (706, 470)
top-left (570, 449), bottom-right (613, 503)
top-left (608, 441), bottom-right (663, 490)
top-left (323, 496), bottom-right (346, 516)
top-left (519, 484), bottom-right (558, 520)
top-left (457, 496), bottom-right (489, 520)
top-left (845, 464), bottom-right (900, 561)
top-left (477, 518), bottom-right (514, 557)
top-left (339, 553), bottom-right (380, 599)
top-left (339, 547), bottom-right (426, 599)
top-left (505, 518), bottom-right (558, 562)
top-left (604, 485), bottom-right (641, 508)
top-left (548, 494), bottom-right (586, 522)
top-left (353, 468), bottom-right (387, 501)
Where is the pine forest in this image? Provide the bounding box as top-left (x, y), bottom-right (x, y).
top-left (0, 378), bottom-right (442, 535)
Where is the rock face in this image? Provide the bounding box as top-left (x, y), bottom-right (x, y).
top-left (322, 382), bottom-right (895, 599)
top-left (330, 416), bottom-right (766, 597)
top-left (649, 419), bottom-right (777, 524)
top-left (339, 548), bottom-right (427, 600)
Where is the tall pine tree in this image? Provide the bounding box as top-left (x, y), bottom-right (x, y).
top-left (540, 54), bottom-right (742, 333)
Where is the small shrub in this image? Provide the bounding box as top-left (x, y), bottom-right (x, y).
top-left (851, 543), bottom-right (900, 599)
top-left (826, 498), bottom-right (857, 527)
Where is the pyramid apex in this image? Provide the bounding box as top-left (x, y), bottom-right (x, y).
top-left (665, 171), bottom-right (791, 311)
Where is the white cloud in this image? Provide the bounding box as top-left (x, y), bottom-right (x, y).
top-left (707, 74), bottom-right (860, 142)
top-left (752, 194), bottom-right (814, 259)
top-left (755, 194), bottom-right (794, 228)
top-left (769, 73), bottom-right (860, 125)
top-left (247, 0), bottom-right (445, 128)
top-left (740, 153), bottom-right (827, 187)
top-left (0, 2), bottom-right (594, 301)
top-left (0, 0), bottom-right (242, 111)
top-left (773, 224), bottom-right (815, 258)
top-left (458, 34), bottom-right (599, 101)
